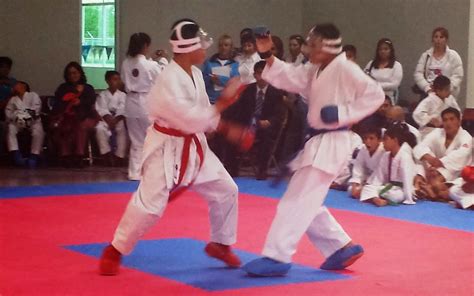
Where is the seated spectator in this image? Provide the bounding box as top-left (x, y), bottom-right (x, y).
top-left (360, 122), bottom-right (418, 206)
top-left (342, 44), bottom-right (357, 63)
top-left (354, 95), bottom-right (392, 134)
top-left (202, 34), bottom-right (239, 104)
top-left (235, 33), bottom-right (261, 84)
top-left (222, 61), bottom-right (286, 180)
top-left (364, 38), bottom-right (403, 104)
top-left (286, 34), bottom-right (305, 65)
top-left (330, 130), bottom-right (363, 191)
top-left (413, 27), bottom-right (463, 99)
top-left (412, 75), bottom-right (460, 138)
top-left (5, 81), bottom-right (44, 168)
top-left (348, 126), bottom-right (385, 198)
top-left (385, 106), bottom-right (421, 143)
top-left (449, 164), bottom-right (474, 210)
top-left (95, 71), bottom-right (127, 166)
top-left (51, 62), bottom-right (99, 168)
top-left (0, 56), bottom-right (16, 155)
top-left (413, 108), bottom-right (472, 201)
top-left (270, 35), bottom-right (284, 60)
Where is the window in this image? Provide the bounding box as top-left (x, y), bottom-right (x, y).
top-left (81, 0), bottom-right (117, 89)
top-left (81, 0), bottom-right (116, 67)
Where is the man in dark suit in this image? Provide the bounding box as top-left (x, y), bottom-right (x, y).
top-left (222, 60), bottom-right (286, 180)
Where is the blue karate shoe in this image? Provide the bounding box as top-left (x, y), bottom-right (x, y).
top-left (242, 257), bottom-right (292, 277)
top-left (320, 244), bottom-right (364, 270)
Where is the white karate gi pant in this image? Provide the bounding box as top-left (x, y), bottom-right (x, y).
top-left (449, 184), bottom-right (474, 209)
top-left (262, 166), bottom-right (351, 263)
top-left (126, 116), bottom-right (150, 180)
top-left (360, 184), bottom-right (405, 203)
top-left (95, 120), bottom-right (128, 158)
top-left (111, 148), bottom-right (238, 255)
top-left (7, 121), bottom-right (44, 155)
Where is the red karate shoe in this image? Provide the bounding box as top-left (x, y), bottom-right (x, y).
top-left (204, 242), bottom-right (241, 268)
top-left (99, 244), bottom-right (122, 275)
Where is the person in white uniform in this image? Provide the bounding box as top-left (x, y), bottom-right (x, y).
top-left (360, 122), bottom-right (418, 206)
top-left (99, 19), bottom-right (247, 276)
top-left (5, 81), bottom-right (44, 168)
top-left (412, 75), bottom-right (460, 138)
top-left (385, 106), bottom-right (421, 143)
top-left (449, 164), bottom-right (474, 209)
top-left (95, 71), bottom-right (128, 166)
top-left (242, 23), bottom-right (385, 277)
top-left (364, 38), bottom-right (403, 104)
top-left (413, 108), bottom-right (472, 201)
top-left (235, 33), bottom-right (262, 85)
top-left (348, 126), bottom-right (385, 199)
top-left (121, 32), bottom-right (168, 180)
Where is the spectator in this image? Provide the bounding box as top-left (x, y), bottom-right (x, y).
top-left (270, 35), bottom-right (284, 60)
top-left (95, 70), bottom-right (128, 167)
top-left (202, 34), bottom-right (239, 104)
top-left (5, 81), bottom-right (44, 168)
top-left (348, 126), bottom-right (385, 199)
top-left (222, 61), bottom-right (286, 179)
top-left (385, 106), bottom-right (421, 143)
top-left (342, 44), bottom-right (357, 63)
top-left (364, 38), bottom-right (403, 104)
top-left (236, 33), bottom-right (261, 84)
top-left (360, 122), bottom-right (418, 206)
top-left (0, 56), bottom-right (16, 156)
top-left (330, 130), bottom-right (363, 190)
top-left (51, 62), bottom-right (98, 168)
top-left (449, 163), bottom-right (474, 210)
top-left (413, 108), bottom-right (472, 201)
top-left (286, 35), bottom-right (305, 65)
top-left (412, 75), bottom-right (460, 138)
top-left (413, 27), bottom-right (463, 98)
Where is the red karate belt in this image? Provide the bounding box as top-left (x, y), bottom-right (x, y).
top-left (153, 123), bottom-right (204, 201)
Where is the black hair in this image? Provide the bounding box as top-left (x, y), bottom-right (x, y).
top-left (433, 75), bottom-right (451, 90)
top-left (441, 107), bottom-right (461, 120)
top-left (240, 28), bottom-right (253, 37)
top-left (0, 56), bottom-right (13, 68)
top-left (15, 80), bottom-right (30, 92)
top-left (384, 122), bottom-right (417, 148)
top-left (254, 60), bottom-right (266, 72)
top-left (342, 44), bottom-right (357, 54)
top-left (361, 125), bottom-right (382, 139)
top-left (289, 34), bottom-right (304, 46)
top-left (105, 70), bottom-right (120, 81)
top-left (271, 35), bottom-right (284, 59)
top-left (63, 61), bottom-right (87, 84)
top-left (370, 38), bottom-right (396, 69)
top-left (310, 23), bottom-right (340, 40)
top-left (241, 33), bottom-right (256, 46)
top-left (126, 32), bottom-right (151, 57)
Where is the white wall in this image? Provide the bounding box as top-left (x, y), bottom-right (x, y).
top-left (0, 0), bottom-right (81, 95)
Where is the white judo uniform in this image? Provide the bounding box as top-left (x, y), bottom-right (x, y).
top-left (121, 55), bottom-right (168, 180)
top-left (112, 60), bottom-right (238, 255)
top-left (5, 92), bottom-right (44, 155)
top-left (412, 93), bottom-right (460, 138)
top-left (259, 54), bottom-right (384, 263)
top-left (236, 52), bottom-right (261, 85)
top-left (349, 142), bottom-right (386, 186)
top-left (95, 89), bottom-right (128, 158)
top-left (413, 128), bottom-right (472, 182)
top-left (449, 178), bottom-right (474, 209)
top-left (360, 143), bottom-right (417, 204)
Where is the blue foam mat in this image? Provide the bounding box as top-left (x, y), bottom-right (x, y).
top-left (65, 238), bottom-right (348, 291)
top-left (1, 178), bottom-right (473, 232)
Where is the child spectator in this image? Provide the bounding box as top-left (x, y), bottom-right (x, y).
top-left (348, 126), bottom-right (385, 198)
top-left (412, 75), bottom-right (460, 138)
top-left (449, 164), bottom-right (474, 210)
top-left (95, 71), bottom-right (128, 166)
top-left (330, 130), bottom-right (363, 190)
top-left (235, 33), bottom-right (261, 84)
top-left (5, 81), bottom-right (44, 168)
top-left (360, 122), bottom-right (418, 206)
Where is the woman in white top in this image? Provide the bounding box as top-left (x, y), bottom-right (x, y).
top-left (121, 33), bottom-right (168, 180)
top-left (413, 27), bottom-right (463, 98)
top-left (365, 38), bottom-right (403, 105)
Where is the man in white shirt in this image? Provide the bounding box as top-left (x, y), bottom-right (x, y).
top-left (95, 71), bottom-right (128, 166)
